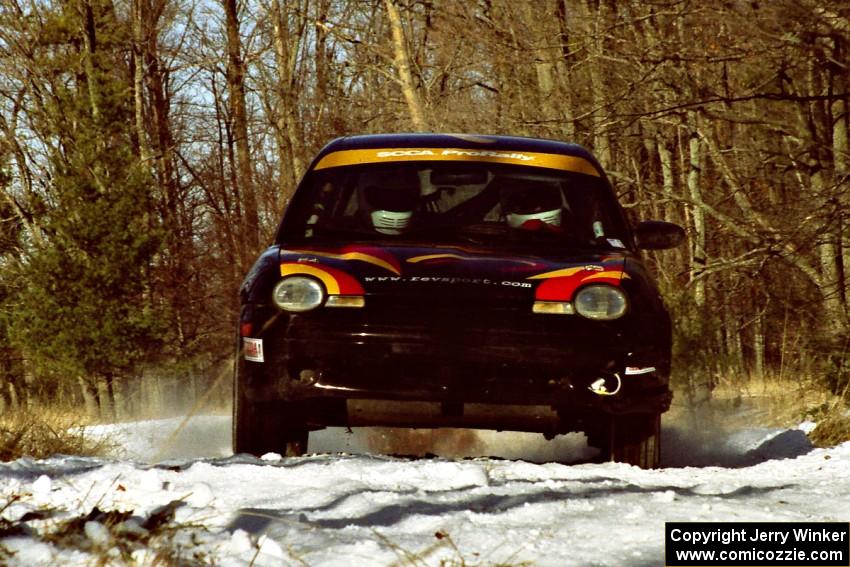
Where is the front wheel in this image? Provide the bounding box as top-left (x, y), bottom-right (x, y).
top-left (233, 363), bottom-right (308, 457)
top-left (233, 397), bottom-right (308, 457)
top-left (588, 413), bottom-right (661, 469)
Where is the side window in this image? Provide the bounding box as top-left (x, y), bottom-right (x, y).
top-left (562, 183), bottom-right (595, 243)
top-left (304, 181), bottom-right (334, 236)
top-left (564, 177), bottom-right (629, 246)
top-left (287, 172), bottom-right (356, 238)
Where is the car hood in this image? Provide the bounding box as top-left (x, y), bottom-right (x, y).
top-left (279, 243), bottom-right (627, 302)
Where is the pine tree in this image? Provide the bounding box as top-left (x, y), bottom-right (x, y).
top-left (5, 0), bottom-right (165, 416)
top-left (0, 165), bottom-right (24, 412)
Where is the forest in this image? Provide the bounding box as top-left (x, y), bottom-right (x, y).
top-left (0, 0), bottom-right (848, 423)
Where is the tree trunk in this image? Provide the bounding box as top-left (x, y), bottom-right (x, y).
top-left (6, 381), bottom-right (18, 412)
top-left (587, 0), bottom-right (611, 168)
top-left (78, 0), bottom-right (101, 121)
top-left (208, 73), bottom-right (242, 280)
top-left (224, 0), bottom-right (260, 258)
top-left (131, 0), bottom-right (153, 164)
top-left (554, 0), bottom-right (575, 140)
top-left (753, 311), bottom-right (765, 379)
top-left (78, 376), bottom-right (100, 419)
top-left (657, 134), bottom-right (675, 222)
top-left (272, 0), bottom-right (306, 201)
top-left (723, 302), bottom-right (743, 379)
top-left (831, 51), bottom-right (849, 316)
top-left (97, 374), bottom-right (116, 421)
top-left (112, 374), bottom-right (127, 421)
top-left (141, 370), bottom-right (155, 415)
top-left (521, 2), bottom-right (558, 136)
top-left (384, 0), bottom-right (427, 130)
top-left (812, 169), bottom-right (849, 335)
top-left (687, 112), bottom-right (706, 308)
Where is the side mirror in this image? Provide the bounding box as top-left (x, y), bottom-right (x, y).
top-left (635, 220), bottom-right (686, 250)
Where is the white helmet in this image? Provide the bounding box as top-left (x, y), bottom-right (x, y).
top-left (371, 210), bottom-right (413, 235)
top-left (503, 184), bottom-right (563, 230)
top-left (361, 184), bottom-right (418, 235)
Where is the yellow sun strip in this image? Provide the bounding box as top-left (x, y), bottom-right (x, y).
top-left (290, 250), bottom-right (400, 275)
top-left (280, 264), bottom-right (340, 294)
top-left (313, 148), bottom-right (601, 177)
top-left (526, 267), bottom-right (587, 280)
top-left (580, 271), bottom-right (629, 283)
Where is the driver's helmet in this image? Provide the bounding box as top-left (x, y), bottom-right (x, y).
top-left (361, 183), bottom-right (418, 235)
top-left (503, 184), bottom-right (562, 229)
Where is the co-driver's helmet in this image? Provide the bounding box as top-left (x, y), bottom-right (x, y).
top-left (361, 183), bottom-right (418, 235)
top-left (503, 184), bottom-right (563, 229)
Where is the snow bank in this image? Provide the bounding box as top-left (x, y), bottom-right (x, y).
top-left (1, 415), bottom-right (847, 566)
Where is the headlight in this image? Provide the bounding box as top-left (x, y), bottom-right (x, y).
top-left (574, 285), bottom-right (628, 320)
top-left (272, 277), bottom-right (325, 312)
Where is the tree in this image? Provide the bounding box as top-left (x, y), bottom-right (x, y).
top-left (4, 0), bottom-right (165, 417)
top-left (223, 0), bottom-right (260, 261)
top-left (1, 0), bottom-right (848, 411)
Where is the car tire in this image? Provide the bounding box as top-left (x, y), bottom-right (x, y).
top-left (233, 362), bottom-right (308, 457)
top-left (591, 413), bottom-right (661, 469)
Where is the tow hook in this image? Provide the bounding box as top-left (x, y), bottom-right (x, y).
top-left (588, 373), bottom-right (622, 396)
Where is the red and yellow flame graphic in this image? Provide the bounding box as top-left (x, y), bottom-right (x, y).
top-left (287, 246), bottom-right (401, 275)
top-left (528, 266), bottom-right (627, 301)
top-left (280, 262), bottom-right (365, 295)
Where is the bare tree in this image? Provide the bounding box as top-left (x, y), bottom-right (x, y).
top-left (384, 0), bottom-right (428, 130)
top-left (224, 0), bottom-right (259, 258)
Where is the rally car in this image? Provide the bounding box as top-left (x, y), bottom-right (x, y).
top-left (234, 133), bottom-right (684, 468)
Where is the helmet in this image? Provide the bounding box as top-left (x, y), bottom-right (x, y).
top-left (362, 184), bottom-right (418, 235)
top-left (503, 184), bottom-right (562, 229)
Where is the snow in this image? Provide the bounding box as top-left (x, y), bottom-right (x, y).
top-left (1, 415), bottom-right (849, 566)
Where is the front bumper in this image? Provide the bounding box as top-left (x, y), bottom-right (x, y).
top-left (238, 302), bottom-right (672, 426)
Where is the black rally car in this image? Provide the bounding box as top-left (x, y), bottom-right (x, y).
top-left (234, 133), bottom-right (684, 468)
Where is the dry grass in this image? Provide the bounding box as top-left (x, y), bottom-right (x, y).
top-left (670, 370), bottom-right (850, 446)
top-left (808, 409), bottom-right (850, 447)
top-left (806, 380), bottom-right (850, 447)
top-left (710, 373), bottom-right (838, 427)
top-left (0, 407), bottom-right (115, 462)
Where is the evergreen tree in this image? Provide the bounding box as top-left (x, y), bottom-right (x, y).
top-left (5, 0), bottom-right (165, 409)
top-left (0, 164), bottom-right (24, 410)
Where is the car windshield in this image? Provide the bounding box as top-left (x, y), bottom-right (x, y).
top-left (279, 161), bottom-right (630, 251)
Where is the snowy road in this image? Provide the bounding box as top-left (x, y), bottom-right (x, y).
top-left (1, 415), bottom-right (849, 566)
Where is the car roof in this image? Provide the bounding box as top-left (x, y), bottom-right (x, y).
top-left (312, 133), bottom-right (605, 174)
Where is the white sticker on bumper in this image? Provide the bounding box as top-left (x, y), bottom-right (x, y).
top-left (243, 338), bottom-right (264, 362)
